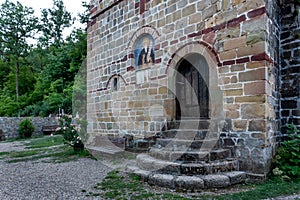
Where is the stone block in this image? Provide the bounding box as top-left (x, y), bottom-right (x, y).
top-left (235, 95), bottom-right (266, 103)
top-left (202, 5), bottom-right (217, 20)
top-left (158, 86), bottom-right (168, 94)
top-left (224, 36), bottom-right (246, 51)
top-left (231, 64), bottom-right (245, 72)
top-left (148, 174), bottom-right (175, 188)
top-left (232, 0), bottom-right (245, 7)
top-left (175, 176), bottom-right (204, 190)
top-left (189, 13), bottom-right (202, 24)
top-left (183, 4), bottom-right (196, 17)
top-left (224, 89), bottom-right (243, 96)
top-left (249, 120), bottom-right (266, 132)
top-left (134, 170), bottom-right (152, 181)
top-left (246, 32), bottom-right (266, 45)
top-left (224, 171), bottom-right (247, 185)
top-left (225, 111), bottom-right (240, 119)
top-left (244, 81), bottom-right (266, 95)
top-left (237, 42), bottom-right (265, 57)
top-left (173, 10), bottom-right (182, 21)
top-left (242, 15), bottom-right (267, 34)
top-left (241, 104), bottom-right (265, 119)
top-left (219, 49), bottom-right (237, 61)
top-left (233, 120), bottom-right (248, 131)
top-left (202, 175), bottom-right (230, 188)
top-left (239, 68), bottom-right (266, 82)
top-left (197, 0), bottom-right (211, 11)
top-left (246, 61), bottom-right (266, 69)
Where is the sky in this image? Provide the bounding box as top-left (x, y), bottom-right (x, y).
top-left (0, 0), bottom-right (89, 36)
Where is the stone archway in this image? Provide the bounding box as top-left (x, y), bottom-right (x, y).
top-left (166, 42), bottom-right (223, 123)
top-left (175, 53), bottom-right (209, 120)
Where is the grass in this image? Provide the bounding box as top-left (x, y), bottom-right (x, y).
top-left (2, 135), bottom-right (300, 199)
top-left (0, 135), bottom-right (93, 163)
top-left (9, 149), bottom-right (40, 158)
top-left (25, 135), bottom-right (64, 149)
top-left (84, 170), bottom-right (300, 200)
top-left (216, 177), bottom-right (300, 200)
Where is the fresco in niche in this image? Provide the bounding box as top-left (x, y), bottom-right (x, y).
top-left (134, 34), bottom-right (155, 69)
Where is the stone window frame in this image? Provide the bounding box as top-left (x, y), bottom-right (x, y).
top-left (106, 74), bottom-right (127, 92)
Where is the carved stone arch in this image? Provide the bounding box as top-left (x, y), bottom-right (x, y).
top-left (127, 25), bottom-right (160, 49)
top-left (166, 42), bottom-right (223, 121)
top-left (127, 26), bottom-right (161, 69)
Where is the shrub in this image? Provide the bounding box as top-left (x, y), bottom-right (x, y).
top-left (273, 123), bottom-right (300, 179)
top-left (18, 118), bottom-right (35, 138)
top-left (56, 115), bottom-right (84, 152)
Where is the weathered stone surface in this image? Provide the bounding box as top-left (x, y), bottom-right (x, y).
top-left (224, 89), bottom-right (243, 96)
top-left (241, 104), bottom-right (265, 119)
top-left (249, 120), bottom-right (266, 132)
top-left (175, 176), bottom-right (204, 190)
top-left (224, 36), bottom-right (246, 51)
top-left (202, 175), bottom-right (230, 188)
top-left (239, 68), bottom-right (266, 82)
top-left (244, 81), bottom-right (266, 95)
top-left (224, 171), bottom-right (247, 185)
top-left (87, 0), bottom-right (292, 184)
top-left (148, 174), bottom-right (175, 188)
top-left (0, 117), bottom-right (58, 139)
top-left (235, 95), bottom-right (266, 103)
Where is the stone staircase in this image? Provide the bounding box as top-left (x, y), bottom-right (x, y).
top-left (127, 120), bottom-right (247, 190)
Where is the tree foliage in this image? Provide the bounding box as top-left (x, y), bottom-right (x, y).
top-left (0, 0), bottom-right (88, 117)
top-left (0, 0), bottom-right (40, 102)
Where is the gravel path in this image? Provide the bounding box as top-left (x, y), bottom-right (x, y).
top-left (0, 141), bottom-right (111, 200)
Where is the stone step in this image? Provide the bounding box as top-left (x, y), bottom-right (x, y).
top-left (136, 154), bottom-right (239, 175)
top-left (154, 138), bottom-right (220, 150)
top-left (149, 148), bottom-right (231, 162)
top-left (127, 166), bottom-right (247, 190)
top-left (168, 119), bottom-right (211, 130)
top-left (159, 130), bottom-right (210, 140)
top-left (86, 145), bottom-right (125, 158)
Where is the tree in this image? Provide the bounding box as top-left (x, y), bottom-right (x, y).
top-left (0, 0), bottom-right (39, 102)
top-left (40, 0), bottom-right (73, 47)
top-left (78, 1), bottom-right (90, 29)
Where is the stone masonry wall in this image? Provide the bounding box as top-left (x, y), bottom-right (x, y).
top-left (280, 0), bottom-right (300, 133)
top-left (0, 117), bottom-right (58, 139)
top-left (87, 0), bottom-right (280, 174)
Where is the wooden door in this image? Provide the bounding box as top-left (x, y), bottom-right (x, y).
top-left (176, 57), bottom-right (209, 119)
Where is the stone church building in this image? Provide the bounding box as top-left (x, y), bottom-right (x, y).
top-left (86, 0), bottom-right (299, 188)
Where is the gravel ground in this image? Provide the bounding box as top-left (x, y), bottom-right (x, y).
top-left (0, 141), bottom-right (111, 200)
top-left (0, 140), bottom-right (299, 200)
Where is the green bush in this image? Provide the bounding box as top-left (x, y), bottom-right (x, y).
top-left (56, 115), bottom-right (84, 152)
top-left (18, 118), bottom-right (35, 138)
top-left (273, 124), bottom-right (300, 179)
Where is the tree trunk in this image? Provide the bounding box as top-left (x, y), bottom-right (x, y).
top-left (15, 62), bottom-right (19, 102)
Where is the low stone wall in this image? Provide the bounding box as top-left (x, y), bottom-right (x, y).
top-left (0, 117), bottom-right (59, 139)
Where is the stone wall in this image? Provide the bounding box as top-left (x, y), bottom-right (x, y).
top-left (279, 0), bottom-right (300, 133)
top-left (0, 117), bottom-right (58, 139)
top-left (87, 0), bottom-right (280, 175)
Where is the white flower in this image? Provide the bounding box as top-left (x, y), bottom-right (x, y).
top-left (50, 133), bottom-right (53, 137)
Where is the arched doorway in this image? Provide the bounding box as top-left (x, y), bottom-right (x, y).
top-left (175, 53), bottom-right (209, 120)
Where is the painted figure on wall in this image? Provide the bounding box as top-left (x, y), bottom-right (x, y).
top-left (134, 35), bottom-right (155, 68)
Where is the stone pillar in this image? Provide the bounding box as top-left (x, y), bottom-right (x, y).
top-left (219, 0), bottom-right (281, 175)
top-left (280, 0), bottom-right (300, 133)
